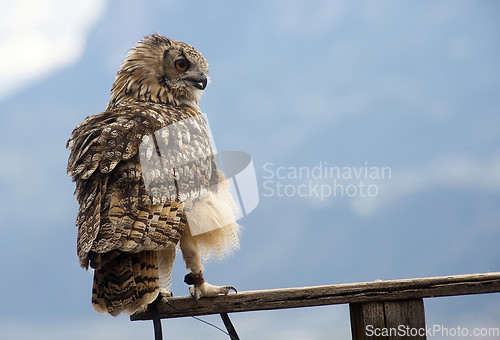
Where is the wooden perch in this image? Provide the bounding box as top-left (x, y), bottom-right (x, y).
top-left (131, 272), bottom-right (500, 321)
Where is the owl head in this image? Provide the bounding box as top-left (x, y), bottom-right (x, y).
top-left (108, 34), bottom-right (209, 109)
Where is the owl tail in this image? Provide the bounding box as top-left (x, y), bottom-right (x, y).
top-left (91, 251), bottom-right (159, 316)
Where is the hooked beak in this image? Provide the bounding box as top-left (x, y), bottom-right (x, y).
top-left (186, 73), bottom-right (207, 90)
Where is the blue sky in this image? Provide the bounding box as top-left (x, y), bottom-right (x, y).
top-left (1, 1), bottom-right (499, 339)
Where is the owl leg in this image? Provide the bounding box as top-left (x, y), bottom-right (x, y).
top-left (180, 226), bottom-right (236, 301)
top-left (157, 247), bottom-right (176, 299)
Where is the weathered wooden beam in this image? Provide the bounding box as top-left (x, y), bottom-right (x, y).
top-left (350, 299), bottom-right (426, 340)
top-left (131, 272), bottom-right (500, 321)
top-left (350, 301), bottom-right (386, 340)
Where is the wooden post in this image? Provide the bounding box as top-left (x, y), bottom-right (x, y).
top-left (350, 299), bottom-right (426, 340)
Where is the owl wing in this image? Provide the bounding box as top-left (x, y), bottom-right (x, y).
top-left (67, 101), bottom-right (217, 268)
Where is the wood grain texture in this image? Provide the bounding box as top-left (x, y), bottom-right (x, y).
top-left (350, 302), bottom-right (386, 340)
top-left (131, 272), bottom-right (500, 321)
top-left (350, 300), bottom-right (426, 340)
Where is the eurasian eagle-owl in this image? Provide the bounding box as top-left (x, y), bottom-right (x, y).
top-left (67, 34), bottom-right (240, 316)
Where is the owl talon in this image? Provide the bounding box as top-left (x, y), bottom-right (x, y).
top-left (159, 289), bottom-right (173, 303)
top-left (189, 282), bottom-right (237, 301)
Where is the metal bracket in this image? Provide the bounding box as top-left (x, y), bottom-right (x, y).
top-left (150, 302), bottom-right (241, 340)
top-left (151, 302), bottom-right (163, 340)
top-left (220, 313), bottom-right (240, 340)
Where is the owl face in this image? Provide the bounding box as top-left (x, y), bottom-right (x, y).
top-left (162, 41), bottom-right (209, 100)
top-left (109, 34), bottom-right (209, 108)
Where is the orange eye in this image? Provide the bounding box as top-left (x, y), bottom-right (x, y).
top-left (175, 59), bottom-right (189, 72)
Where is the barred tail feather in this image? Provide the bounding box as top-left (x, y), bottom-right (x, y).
top-left (91, 251), bottom-right (159, 316)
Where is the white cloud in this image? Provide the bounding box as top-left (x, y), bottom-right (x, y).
top-left (0, 0), bottom-right (107, 101)
top-left (351, 154), bottom-right (500, 215)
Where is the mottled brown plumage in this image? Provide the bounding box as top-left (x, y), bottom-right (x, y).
top-left (67, 34), bottom-right (239, 316)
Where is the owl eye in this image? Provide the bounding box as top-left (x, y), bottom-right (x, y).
top-left (175, 59), bottom-right (189, 72)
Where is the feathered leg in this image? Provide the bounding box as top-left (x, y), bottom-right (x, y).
top-left (157, 246), bottom-right (176, 298)
top-left (180, 225), bottom-right (236, 301)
